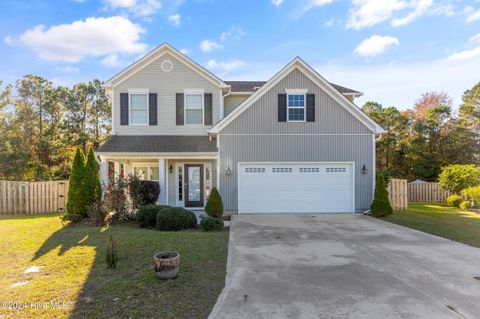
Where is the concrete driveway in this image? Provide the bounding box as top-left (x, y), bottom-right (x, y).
top-left (209, 214), bottom-right (480, 319)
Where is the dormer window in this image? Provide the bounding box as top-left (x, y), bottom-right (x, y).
top-left (129, 89), bottom-right (149, 125)
top-left (286, 90), bottom-right (307, 122)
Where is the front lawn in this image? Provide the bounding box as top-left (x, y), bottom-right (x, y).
top-left (383, 203), bottom-right (480, 247)
top-left (0, 214), bottom-right (228, 319)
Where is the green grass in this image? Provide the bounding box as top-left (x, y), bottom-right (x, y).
top-left (383, 203), bottom-right (480, 247)
top-left (0, 214), bottom-right (229, 319)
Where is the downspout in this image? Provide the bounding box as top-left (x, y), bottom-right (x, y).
top-left (221, 86), bottom-right (232, 119)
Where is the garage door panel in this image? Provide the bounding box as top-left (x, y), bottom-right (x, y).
top-left (238, 163), bottom-right (354, 213)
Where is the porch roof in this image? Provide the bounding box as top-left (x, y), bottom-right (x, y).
top-left (97, 135), bottom-right (218, 153)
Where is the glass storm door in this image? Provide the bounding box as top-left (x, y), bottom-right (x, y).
top-left (184, 164), bottom-right (203, 207)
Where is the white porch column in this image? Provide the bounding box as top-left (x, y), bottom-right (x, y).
top-left (113, 162), bottom-right (120, 178)
top-left (158, 159), bottom-right (167, 205)
top-left (100, 157), bottom-right (109, 188)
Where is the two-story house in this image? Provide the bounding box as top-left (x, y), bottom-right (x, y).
top-left (97, 43), bottom-right (385, 214)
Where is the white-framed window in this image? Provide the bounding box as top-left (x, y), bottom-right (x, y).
top-left (129, 89), bottom-right (149, 125)
top-left (133, 164), bottom-right (159, 181)
top-left (287, 93), bottom-right (306, 122)
top-left (184, 92), bottom-right (204, 125)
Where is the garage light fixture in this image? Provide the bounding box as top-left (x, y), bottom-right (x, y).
top-left (362, 165), bottom-right (367, 175)
top-left (226, 166), bottom-right (232, 176)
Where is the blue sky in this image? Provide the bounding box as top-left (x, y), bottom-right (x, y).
top-left (1, 0), bottom-right (480, 109)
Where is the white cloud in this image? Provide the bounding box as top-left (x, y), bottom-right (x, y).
top-left (443, 46), bottom-right (480, 62)
top-left (464, 6), bottom-right (480, 22)
top-left (3, 35), bottom-right (13, 45)
top-left (206, 59), bottom-right (246, 73)
top-left (54, 65), bottom-right (80, 73)
top-left (19, 16), bottom-right (147, 63)
top-left (354, 35), bottom-right (399, 57)
top-left (103, 0), bottom-right (161, 17)
top-left (471, 33), bottom-right (480, 44)
top-left (199, 40), bottom-right (223, 52)
top-left (220, 27), bottom-right (245, 41)
top-left (168, 13), bottom-right (181, 26)
top-left (391, 0), bottom-right (432, 26)
top-left (180, 48), bottom-right (190, 55)
top-left (347, 0), bottom-right (453, 29)
top-left (303, 0), bottom-right (335, 12)
top-left (101, 54), bottom-right (125, 67)
top-left (272, 0), bottom-right (283, 7)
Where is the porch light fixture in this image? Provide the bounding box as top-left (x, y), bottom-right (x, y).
top-left (362, 165), bottom-right (367, 175)
top-left (225, 166), bottom-right (232, 176)
top-left (169, 165), bottom-right (173, 174)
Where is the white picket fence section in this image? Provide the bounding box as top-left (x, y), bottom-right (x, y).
top-left (0, 180), bottom-right (69, 214)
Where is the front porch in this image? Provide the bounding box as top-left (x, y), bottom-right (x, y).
top-left (98, 154), bottom-right (218, 209)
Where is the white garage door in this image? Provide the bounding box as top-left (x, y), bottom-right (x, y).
top-left (238, 163), bottom-right (354, 214)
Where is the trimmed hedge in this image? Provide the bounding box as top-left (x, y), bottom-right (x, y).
top-left (136, 204), bottom-right (169, 228)
top-left (200, 217), bottom-right (224, 231)
top-left (205, 187), bottom-right (224, 218)
top-left (156, 207), bottom-right (197, 231)
top-left (370, 172), bottom-right (393, 217)
top-left (130, 180), bottom-right (160, 208)
top-left (447, 195), bottom-right (463, 208)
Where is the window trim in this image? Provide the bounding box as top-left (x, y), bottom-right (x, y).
top-left (128, 89), bottom-right (149, 126)
top-left (184, 89), bottom-right (205, 126)
top-left (132, 162), bottom-right (159, 181)
top-left (286, 92), bottom-right (306, 122)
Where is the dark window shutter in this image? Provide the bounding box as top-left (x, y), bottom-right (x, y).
top-left (204, 93), bottom-right (213, 125)
top-left (120, 93), bottom-right (129, 125)
top-left (176, 93), bottom-right (184, 125)
top-left (306, 94), bottom-right (315, 122)
top-left (278, 94), bottom-right (287, 122)
top-left (149, 93), bottom-right (157, 125)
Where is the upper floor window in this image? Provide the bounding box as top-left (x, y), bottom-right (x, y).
top-left (185, 92), bottom-right (204, 125)
top-left (287, 93), bottom-right (305, 122)
top-left (130, 92), bottom-right (148, 125)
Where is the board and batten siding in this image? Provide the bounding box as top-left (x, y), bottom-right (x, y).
top-left (224, 94), bottom-right (249, 116)
top-left (113, 53), bottom-right (221, 135)
top-left (218, 68), bottom-right (375, 212)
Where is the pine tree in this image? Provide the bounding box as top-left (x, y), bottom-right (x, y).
top-left (66, 147), bottom-right (86, 216)
top-left (84, 147), bottom-right (102, 205)
top-left (205, 187), bottom-right (224, 218)
top-left (370, 172), bottom-right (393, 217)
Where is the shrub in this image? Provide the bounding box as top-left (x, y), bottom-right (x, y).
top-left (461, 186), bottom-right (480, 206)
top-left (86, 202), bottom-right (107, 226)
top-left (447, 195), bottom-right (463, 208)
top-left (201, 217), bottom-right (224, 231)
top-left (61, 213), bottom-right (83, 223)
top-left (84, 148), bottom-right (102, 209)
top-left (104, 174), bottom-right (131, 220)
top-left (460, 201), bottom-right (471, 210)
top-left (155, 207), bottom-right (196, 231)
top-left (129, 179), bottom-right (160, 208)
top-left (439, 164), bottom-right (480, 194)
top-left (105, 235), bottom-right (118, 269)
top-left (205, 187), bottom-right (224, 218)
top-left (66, 148), bottom-right (86, 216)
top-left (370, 172), bottom-right (393, 217)
top-left (136, 204), bottom-right (169, 228)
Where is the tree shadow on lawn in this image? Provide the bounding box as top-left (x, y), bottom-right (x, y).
top-left (31, 221), bottom-right (228, 319)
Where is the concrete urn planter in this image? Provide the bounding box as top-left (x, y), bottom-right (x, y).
top-left (154, 252), bottom-right (180, 280)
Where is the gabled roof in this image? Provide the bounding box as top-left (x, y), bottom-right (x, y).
top-left (209, 57), bottom-right (385, 135)
top-left (103, 43), bottom-right (229, 89)
top-left (225, 80), bottom-right (362, 96)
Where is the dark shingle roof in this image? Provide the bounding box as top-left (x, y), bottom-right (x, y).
top-left (225, 80), bottom-right (361, 94)
top-left (97, 135), bottom-right (217, 153)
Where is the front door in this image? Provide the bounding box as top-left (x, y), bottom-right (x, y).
top-left (184, 164), bottom-right (204, 207)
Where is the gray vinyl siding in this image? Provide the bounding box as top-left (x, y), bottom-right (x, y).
top-left (167, 159), bottom-right (217, 206)
top-left (218, 69), bottom-right (375, 212)
top-left (224, 94), bottom-right (249, 116)
top-left (113, 53), bottom-right (221, 136)
top-left (222, 69), bottom-right (373, 135)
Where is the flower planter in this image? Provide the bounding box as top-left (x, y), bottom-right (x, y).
top-left (154, 252), bottom-right (180, 279)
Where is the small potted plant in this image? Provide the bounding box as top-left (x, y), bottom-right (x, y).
top-left (153, 252), bottom-right (180, 279)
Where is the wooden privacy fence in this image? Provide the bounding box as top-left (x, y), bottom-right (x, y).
top-left (407, 182), bottom-right (451, 203)
top-left (0, 180), bottom-right (69, 214)
top-left (388, 179), bottom-right (408, 210)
